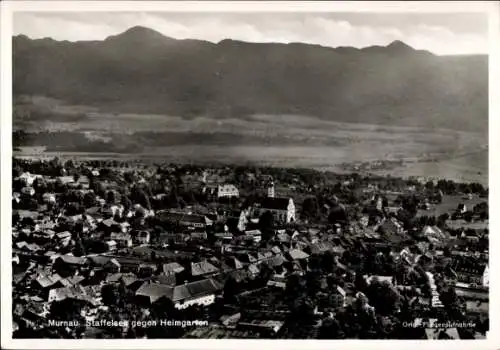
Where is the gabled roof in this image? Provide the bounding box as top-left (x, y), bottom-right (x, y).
top-left (36, 274), bottom-right (62, 288)
top-left (157, 274), bottom-right (177, 286)
top-left (49, 285), bottom-right (88, 302)
top-left (136, 278), bottom-right (222, 303)
top-left (226, 257), bottom-right (244, 270)
top-left (309, 241), bottom-right (334, 255)
top-left (288, 249), bottom-right (309, 260)
top-left (191, 260), bottom-right (220, 276)
top-left (121, 274), bottom-right (139, 287)
top-left (163, 262), bottom-right (185, 275)
top-left (248, 264), bottom-right (260, 275)
top-left (88, 255), bottom-right (111, 266)
top-left (102, 218), bottom-right (118, 227)
top-left (136, 282), bottom-right (173, 303)
top-left (58, 255), bottom-right (87, 265)
top-left (60, 275), bottom-right (85, 287)
top-left (106, 273), bottom-right (124, 283)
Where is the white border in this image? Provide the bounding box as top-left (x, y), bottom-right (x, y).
top-left (1, 1), bottom-right (499, 349)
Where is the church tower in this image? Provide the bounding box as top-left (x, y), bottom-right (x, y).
top-left (267, 181), bottom-right (275, 198)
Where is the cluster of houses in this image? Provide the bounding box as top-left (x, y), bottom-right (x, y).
top-left (11, 163), bottom-right (489, 339)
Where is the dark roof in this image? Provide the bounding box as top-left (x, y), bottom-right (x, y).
top-left (87, 255), bottom-right (111, 266)
top-left (158, 211), bottom-right (209, 225)
top-left (136, 278), bottom-right (222, 303)
top-left (157, 274), bottom-right (177, 286)
top-left (162, 262), bottom-right (185, 274)
top-left (57, 255), bottom-right (87, 265)
top-left (258, 198), bottom-right (290, 211)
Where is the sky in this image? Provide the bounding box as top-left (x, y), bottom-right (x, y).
top-left (13, 12), bottom-right (489, 55)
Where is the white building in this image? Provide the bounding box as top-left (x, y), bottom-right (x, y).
top-left (254, 197), bottom-right (296, 223)
top-left (217, 184), bottom-right (239, 198)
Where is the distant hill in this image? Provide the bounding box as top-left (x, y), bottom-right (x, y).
top-left (13, 26), bottom-right (488, 132)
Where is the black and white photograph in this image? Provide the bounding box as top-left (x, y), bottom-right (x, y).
top-left (1, 1), bottom-right (498, 347)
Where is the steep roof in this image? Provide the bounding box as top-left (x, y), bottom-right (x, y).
top-left (36, 274), bottom-right (62, 288)
top-left (136, 278), bottom-right (222, 303)
top-left (58, 255), bottom-right (87, 265)
top-left (162, 262), bottom-right (185, 275)
top-left (288, 249), bottom-right (310, 260)
top-left (191, 260), bottom-right (220, 276)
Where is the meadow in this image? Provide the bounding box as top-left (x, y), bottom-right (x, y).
top-left (13, 96), bottom-right (488, 185)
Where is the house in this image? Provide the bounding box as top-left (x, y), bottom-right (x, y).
top-left (287, 249), bottom-right (309, 261)
top-left (21, 187), bottom-right (35, 196)
top-left (158, 211), bottom-right (213, 229)
top-left (457, 203), bottom-right (467, 215)
top-left (190, 231), bottom-right (208, 241)
top-left (333, 286), bottom-right (347, 308)
top-left (105, 240), bottom-right (117, 252)
top-left (247, 263), bottom-right (260, 278)
top-left (53, 255), bottom-right (87, 277)
top-left (34, 273), bottom-right (64, 292)
top-left (237, 209), bottom-right (250, 232)
top-left (466, 300), bottom-right (488, 316)
top-left (217, 184), bottom-right (239, 198)
top-left (56, 231), bottom-right (72, 246)
top-left (100, 218), bottom-right (121, 233)
top-left (58, 176), bottom-right (76, 186)
top-left (110, 232), bottom-right (133, 248)
top-left (19, 172), bottom-right (43, 186)
top-left (191, 260), bottom-right (220, 277)
top-left (136, 230), bottom-right (151, 245)
top-left (377, 217), bottom-right (404, 235)
top-left (220, 312), bottom-right (241, 329)
top-left (451, 257), bottom-right (488, 286)
top-left (135, 278), bottom-right (222, 309)
top-left (454, 284), bottom-right (488, 303)
top-left (114, 257), bottom-right (143, 273)
top-left (138, 263), bottom-right (157, 276)
top-left (267, 271), bottom-right (287, 289)
top-left (162, 262), bottom-right (185, 275)
top-left (245, 229), bottom-right (262, 243)
top-left (42, 193), bottom-right (56, 204)
top-left (48, 285), bottom-right (93, 304)
top-left (254, 197), bottom-right (296, 223)
top-left (425, 327), bottom-right (460, 340)
top-left (105, 258), bottom-right (121, 273)
top-left (238, 320), bottom-right (285, 335)
top-left (76, 176), bottom-right (90, 189)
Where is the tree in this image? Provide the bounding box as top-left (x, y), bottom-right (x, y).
top-left (258, 211), bottom-right (275, 242)
top-left (101, 284), bottom-right (118, 307)
top-left (73, 237), bottom-right (86, 256)
top-left (328, 205), bottom-right (347, 225)
top-left (223, 276), bottom-right (238, 302)
top-left (302, 196), bottom-right (320, 221)
top-left (355, 269), bottom-right (369, 293)
top-left (83, 191), bottom-right (97, 208)
top-left (106, 190), bottom-right (116, 204)
top-left (319, 317), bottom-right (345, 339)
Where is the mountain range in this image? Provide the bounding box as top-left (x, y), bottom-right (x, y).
top-left (13, 25), bottom-right (488, 132)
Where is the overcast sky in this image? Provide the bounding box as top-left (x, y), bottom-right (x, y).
top-left (13, 12), bottom-right (489, 55)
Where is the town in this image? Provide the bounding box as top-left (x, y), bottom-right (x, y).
top-left (11, 157), bottom-right (489, 339)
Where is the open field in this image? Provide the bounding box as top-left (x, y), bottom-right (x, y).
top-left (416, 195), bottom-right (487, 218)
top-left (13, 96), bottom-right (488, 185)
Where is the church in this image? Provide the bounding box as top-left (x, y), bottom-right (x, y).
top-left (253, 181), bottom-right (296, 224)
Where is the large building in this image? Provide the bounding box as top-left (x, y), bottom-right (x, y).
top-left (217, 184), bottom-right (240, 198)
top-left (254, 197), bottom-right (296, 223)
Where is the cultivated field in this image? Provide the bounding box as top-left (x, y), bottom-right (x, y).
top-left (14, 96), bottom-right (488, 185)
